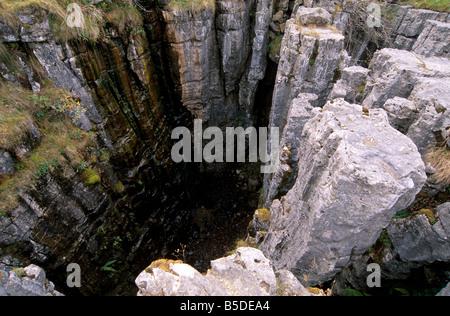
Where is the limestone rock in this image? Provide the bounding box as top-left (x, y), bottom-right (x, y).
top-left (437, 282), bottom-right (450, 296)
top-left (382, 97), bottom-right (419, 134)
top-left (269, 18), bottom-right (344, 131)
top-left (388, 203), bottom-right (450, 264)
top-left (136, 248), bottom-right (279, 296)
top-left (0, 150), bottom-right (15, 179)
top-left (389, 7), bottom-right (448, 51)
top-left (260, 99), bottom-right (427, 285)
top-left (295, 7), bottom-right (332, 26)
top-left (263, 93), bottom-right (317, 205)
top-left (329, 66), bottom-right (370, 104)
top-left (0, 264), bottom-right (63, 296)
top-left (16, 10), bottom-right (52, 43)
top-left (407, 76), bottom-right (450, 150)
top-left (362, 48), bottom-right (450, 110)
top-left (216, 0), bottom-right (255, 96)
top-left (413, 20), bottom-right (450, 58)
top-left (30, 40), bottom-right (100, 130)
top-left (275, 270), bottom-right (314, 296)
top-left (239, 0), bottom-right (273, 113)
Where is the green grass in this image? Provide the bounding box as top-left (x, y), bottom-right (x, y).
top-left (167, 0), bottom-right (216, 12)
top-left (405, 0), bottom-right (450, 12)
top-left (0, 82), bottom-right (97, 211)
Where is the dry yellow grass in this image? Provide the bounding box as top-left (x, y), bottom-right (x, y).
top-left (425, 145), bottom-right (450, 186)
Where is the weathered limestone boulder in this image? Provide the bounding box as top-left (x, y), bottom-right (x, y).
top-left (334, 202), bottom-right (450, 295)
top-left (329, 66), bottom-right (370, 104)
top-left (406, 76), bottom-right (450, 154)
top-left (0, 264), bottom-right (63, 296)
top-left (413, 20), bottom-right (450, 58)
top-left (295, 7), bottom-right (332, 26)
top-left (363, 55), bottom-right (449, 155)
top-left (260, 99), bottom-right (427, 285)
top-left (275, 269), bottom-right (315, 296)
top-left (382, 97), bottom-right (419, 134)
top-left (362, 48), bottom-right (450, 110)
top-left (388, 203), bottom-right (450, 264)
top-left (388, 7), bottom-right (449, 51)
top-left (136, 248), bottom-right (312, 296)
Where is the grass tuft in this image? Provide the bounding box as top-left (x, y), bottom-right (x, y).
top-left (425, 145), bottom-right (450, 186)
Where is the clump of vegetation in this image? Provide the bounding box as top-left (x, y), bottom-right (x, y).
top-left (11, 267), bottom-right (27, 278)
top-left (255, 208), bottom-right (271, 223)
top-left (167, 0), bottom-right (216, 12)
top-left (148, 259), bottom-right (184, 274)
top-left (0, 0), bottom-right (145, 42)
top-left (405, 0), bottom-right (450, 12)
top-left (0, 81), bottom-right (96, 211)
top-left (114, 181), bottom-right (125, 193)
top-left (417, 208), bottom-right (438, 225)
top-left (81, 168), bottom-right (101, 185)
top-left (425, 144), bottom-right (450, 186)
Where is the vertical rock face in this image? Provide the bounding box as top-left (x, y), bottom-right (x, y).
top-left (0, 4), bottom-right (193, 295)
top-left (268, 14), bottom-right (345, 132)
top-left (162, 7), bottom-right (223, 122)
top-left (239, 0), bottom-right (273, 116)
top-left (263, 93), bottom-right (317, 205)
top-left (0, 0), bottom-right (283, 295)
top-left (216, 0), bottom-right (255, 96)
top-left (260, 99), bottom-right (427, 285)
top-left (160, 0), bottom-right (271, 127)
